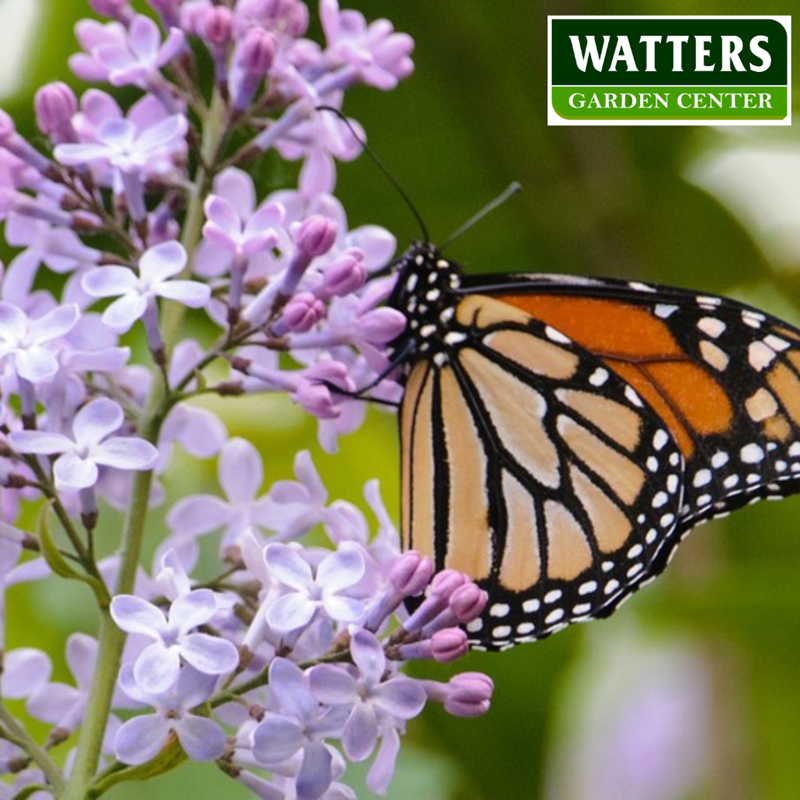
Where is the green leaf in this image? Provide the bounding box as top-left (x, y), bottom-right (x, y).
top-left (38, 504), bottom-right (106, 601)
top-left (12, 784), bottom-right (53, 800)
top-left (91, 737), bottom-right (188, 797)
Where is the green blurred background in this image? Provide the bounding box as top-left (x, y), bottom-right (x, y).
top-left (5, 0), bottom-right (800, 797)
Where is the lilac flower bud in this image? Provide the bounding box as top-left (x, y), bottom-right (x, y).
top-left (179, 1), bottom-right (208, 34)
top-left (430, 569), bottom-right (468, 600)
top-left (364, 551), bottom-right (433, 632)
top-left (449, 583), bottom-right (488, 623)
top-left (294, 361), bottom-right (353, 420)
top-left (430, 628), bottom-right (469, 663)
top-left (202, 7), bottom-right (234, 47)
top-left (280, 292), bottom-right (325, 333)
top-left (147, 0), bottom-right (181, 26)
top-left (420, 583), bottom-right (488, 638)
top-left (295, 381), bottom-right (338, 420)
top-left (390, 551), bottom-right (434, 596)
top-left (296, 215), bottom-right (337, 258)
top-left (201, 9), bottom-right (234, 86)
top-left (278, 216), bottom-right (338, 298)
top-left (89, 0), bottom-right (133, 22)
top-left (238, 27), bottom-right (276, 75)
top-left (321, 250), bottom-right (367, 297)
top-left (34, 82), bottom-right (78, 143)
top-left (354, 307), bottom-right (407, 344)
top-left (395, 626), bottom-right (468, 663)
top-left (0, 110), bottom-right (51, 174)
top-left (404, 572), bottom-right (476, 635)
top-left (444, 672), bottom-right (494, 718)
top-left (230, 28), bottom-right (277, 110)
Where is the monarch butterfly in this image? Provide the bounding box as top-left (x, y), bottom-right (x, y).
top-left (388, 241), bottom-right (800, 651)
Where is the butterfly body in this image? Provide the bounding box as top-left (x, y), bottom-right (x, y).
top-left (390, 243), bottom-right (800, 651)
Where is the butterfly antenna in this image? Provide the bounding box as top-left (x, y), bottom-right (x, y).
top-left (440, 181), bottom-right (522, 251)
top-left (316, 105), bottom-right (429, 242)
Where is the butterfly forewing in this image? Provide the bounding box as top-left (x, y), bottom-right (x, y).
top-left (464, 273), bottom-right (800, 538)
top-left (400, 292), bottom-right (684, 650)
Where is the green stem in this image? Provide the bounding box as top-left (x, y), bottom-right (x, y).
top-left (60, 90), bottom-right (229, 800)
top-left (0, 706), bottom-right (64, 792)
top-left (25, 459), bottom-right (92, 568)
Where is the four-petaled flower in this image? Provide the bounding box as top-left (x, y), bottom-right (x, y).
top-left (309, 629), bottom-right (426, 762)
top-left (252, 658), bottom-right (348, 800)
top-left (54, 114), bottom-right (187, 173)
top-left (110, 588), bottom-right (239, 694)
top-left (26, 634), bottom-right (125, 749)
top-left (82, 241), bottom-right (210, 332)
top-left (0, 302), bottom-right (79, 383)
top-left (167, 437), bottom-right (277, 552)
top-left (202, 194), bottom-right (284, 260)
top-left (115, 664), bottom-right (226, 765)
top-left (89, 15), bottom-right (185, 88)
top-left (9, 397), bottom-right (158, 491)
top-left (265, 542), bottom-right (367, 632)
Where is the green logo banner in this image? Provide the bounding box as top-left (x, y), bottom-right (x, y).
top-left (548, 16), bottom-right (791, 125)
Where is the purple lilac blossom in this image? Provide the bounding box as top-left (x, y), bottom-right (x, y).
top-left (264, 541), bottom-right (367, 633)
top-left (309, 629), bottom-right (427, 762)
top-left (0, 302), bottom-right (79, 383)
top-left (251, 658), bottom-right (349, 800)
top-left (26, 634), bottom-right (126, 751)
top-left (110, 589), bottom-right (240, 693)
top-left (82, 241), bottom-right (209, 333)
top-left (115, 664), bottom-right (226, 764)
top-left (10, 397), bottom-right (158, 491)
top-left (166, 436), bottom-right (277, 553)
top-left (0, 3), bottom-right (496, 798)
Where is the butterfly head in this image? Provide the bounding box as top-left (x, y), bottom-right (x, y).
top-left (388, 242), bottom-right (464, 361)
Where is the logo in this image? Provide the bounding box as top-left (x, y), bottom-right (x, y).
top-left (548, 16), bottom-right (791, 125)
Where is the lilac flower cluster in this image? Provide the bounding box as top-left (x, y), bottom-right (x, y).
top-left (0, 2), bottom-right (493, 798)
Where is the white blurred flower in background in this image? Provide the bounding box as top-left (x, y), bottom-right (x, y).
top-left (687, 132), bottom-right (800, 271)
top-left (0, 0), bottom-right (40, 98)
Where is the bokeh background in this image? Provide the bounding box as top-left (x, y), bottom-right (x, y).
top-left (4, 0), bottom-right (800, 798)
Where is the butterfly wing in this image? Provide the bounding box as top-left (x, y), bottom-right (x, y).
top-left (400, 270), bottom-right (800, 650)
top-left (467, 273), bottom-right (800, 535)
top-left (400, 291), bottom-right (685, 650)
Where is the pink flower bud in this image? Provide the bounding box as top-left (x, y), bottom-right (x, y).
top-left (449, 583), bottom-right (488, 623)
top-left (389, 551), bottom-right (434, 597)
top-left (0, 109), bottom-right (15, 140)
top-left (179, 1), bottom-right (207, 34)
top-left (323, 250), bottom-right (367, 297)
top-left (294, 361), bottom-right (353, 419)
top-left (281, 292), bottom-right (325, 333)
top-left (0, 113), bottom-right (51, 174)
top-left (202, 7), bottom-right (233, 46)
top-left (296, 381), bottom-right (338, 420)
top-left (34, 82), bottom-right (78, 141)
top-left (429, 570), bottom-right (468, 601)
top-left (444, 672), bottom-right (494, 717)
top-left (236, 27), bottom-right (277, 76)
top-left (148, 0), bottom-right (181, 26)
top-left (431, 628), bottom-right (468, 663)
top-left (355, 307), bottom-right (407, 344)
top-left (89, 0), bottom-right (132, 20)
top-left (296, 215), bottom-right (337, 258)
